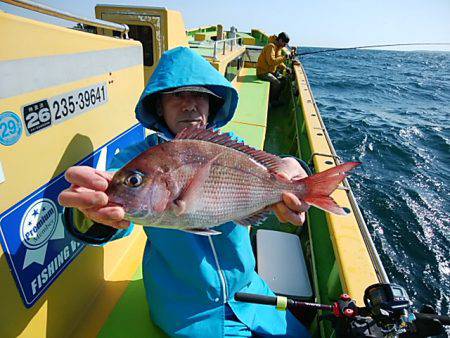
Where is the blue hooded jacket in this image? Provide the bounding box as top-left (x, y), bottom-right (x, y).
top-left (66, 47), bottom-right (309, 337)
top-left (135, 46), bottom-right (238, 133)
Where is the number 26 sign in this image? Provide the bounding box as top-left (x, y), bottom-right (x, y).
top-left (22, 83), bottom-right (108, 136)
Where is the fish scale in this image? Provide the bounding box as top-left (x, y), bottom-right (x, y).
top-left (106, 128), bottom-right (361, 235)
top-left (190, 166), bottom-right (282, 223)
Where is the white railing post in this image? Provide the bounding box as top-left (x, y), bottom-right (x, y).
top-left (207, 37), bottom-right (243, 60)
top-left (213, 41), bottom-right (218, 60)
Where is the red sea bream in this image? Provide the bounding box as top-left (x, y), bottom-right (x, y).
top-left (106, 128), bottom-right (360, 235)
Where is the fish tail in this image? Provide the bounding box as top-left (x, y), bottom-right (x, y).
top-left (293, 162), bottom-right (361, 215)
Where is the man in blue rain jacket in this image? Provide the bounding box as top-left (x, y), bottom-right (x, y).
top-left (59, 47), bottom-right (310, 337)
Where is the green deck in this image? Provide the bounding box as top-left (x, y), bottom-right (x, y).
top-left (222, 68), bottom-right (269, 148)
top-left (98, 268), bottom-right (165, 338)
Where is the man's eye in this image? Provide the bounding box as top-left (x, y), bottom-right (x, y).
top-left (193, 92), bottom-right (209, 100)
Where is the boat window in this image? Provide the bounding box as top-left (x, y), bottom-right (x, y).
top-left (225, 55), bottom-right (243, 82)
top-left (128, 24), bottom-right (154, 67)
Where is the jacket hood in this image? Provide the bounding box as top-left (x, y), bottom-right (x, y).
top-left (135, 47), bottom-right (239, 136)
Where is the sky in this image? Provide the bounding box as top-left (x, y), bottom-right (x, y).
top-left (1, 0), bottom-right (449, 51)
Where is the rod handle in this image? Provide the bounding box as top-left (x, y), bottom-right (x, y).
top-left (234, 293), bottom-right (277, 306)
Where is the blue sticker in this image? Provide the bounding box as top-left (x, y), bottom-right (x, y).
top-left (0, 123), bottom-right (145, 307)
top-left (0, 111), bottom-right (23, 146)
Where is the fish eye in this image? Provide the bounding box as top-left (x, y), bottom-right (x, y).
top-left (124, 173), bottom-right (144, 187)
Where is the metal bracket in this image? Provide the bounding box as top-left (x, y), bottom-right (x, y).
top-left (308, 152), bottom-right (342, 165)
top-left (308, 153), bottom-right (349, 191)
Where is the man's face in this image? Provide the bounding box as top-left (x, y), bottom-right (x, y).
top-left (276, 39), bottom-right (287, 48)
top-left (161, 91), bottom-right (210, 134)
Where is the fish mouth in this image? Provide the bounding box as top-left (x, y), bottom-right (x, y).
top-left (107, 201), bottom-right (123, 208)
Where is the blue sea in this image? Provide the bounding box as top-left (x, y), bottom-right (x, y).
top-left (300, 48), bottom-right (450, 317)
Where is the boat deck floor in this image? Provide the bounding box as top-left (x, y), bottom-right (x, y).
top-left (222, 67), bottom-right (269, 147)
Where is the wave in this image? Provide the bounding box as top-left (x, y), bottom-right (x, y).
top-left (302, 48), bottom-right (450, 315)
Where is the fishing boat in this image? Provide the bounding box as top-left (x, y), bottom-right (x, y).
top-left (1, 1), bottom-right (446, 337)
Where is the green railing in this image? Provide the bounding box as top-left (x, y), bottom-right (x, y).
top-left (250, 29), bottom-right (269, 46)
top-left (186, 25), bottom-right (217, 37)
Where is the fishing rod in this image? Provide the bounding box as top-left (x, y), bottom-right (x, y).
top-left (235, 282), bottom-right (450, 337)
top-left (297, 42), bottom-right (450, 56)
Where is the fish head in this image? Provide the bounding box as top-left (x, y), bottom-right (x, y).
top-left (106, 162), bottom-right (171, 225)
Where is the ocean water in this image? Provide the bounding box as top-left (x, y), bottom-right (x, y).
top-left (300, 48), bottom-right (450, 316)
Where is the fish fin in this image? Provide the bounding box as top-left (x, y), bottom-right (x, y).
top-left (175, 127), bottom-right (284, 171)
top-left (171, 200), bottom-right (186, 216)
top-left (295, 162), bottom-right (361, 215)
top-left (173, 154), bottom-right (221, 214)
top-left (234, 209), bottom-right (271, 226)
top-left (303, 196), bottom-right (349, 216)
top-left (181, 228), bottom-right (221, 236)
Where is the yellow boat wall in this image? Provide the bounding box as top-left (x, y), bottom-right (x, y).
top-left (293, 64), bottom-right (379, 305)
top-left (0, 11), bottom-right (151, 338)
top-left (95, 5), bottom-right (189, 84)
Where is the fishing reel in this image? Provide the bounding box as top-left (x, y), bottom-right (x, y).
top-left (330, 283), bottom-right (418, 337)
top-left (360, 283), bottom-right (415, 336)
top-left (234, 283), bottom-right (449, 337)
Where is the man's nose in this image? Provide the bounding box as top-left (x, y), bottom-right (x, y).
top-left (181, 95), bottom-right (197, 111)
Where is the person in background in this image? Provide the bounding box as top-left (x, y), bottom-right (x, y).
top-left (59, 47), bottom-right (310, 337)
top-left (256, 32), bottom-right (299, 106)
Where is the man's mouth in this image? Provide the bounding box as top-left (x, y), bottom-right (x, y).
top-left (180, 119), bottom-right (203, 123)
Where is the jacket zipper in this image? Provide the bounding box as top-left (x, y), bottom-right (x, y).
top-left (155, 134), bottom-right (229, 302)
top-left (208, 236), bottom-right (228, 302)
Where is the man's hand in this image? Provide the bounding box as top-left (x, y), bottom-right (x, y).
top-left (58, 166), bottom-right (130, 229)
top-left (271, 158), bottom-right (309, 226)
